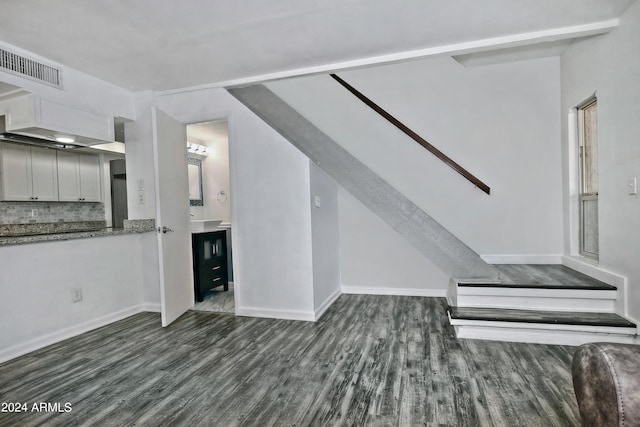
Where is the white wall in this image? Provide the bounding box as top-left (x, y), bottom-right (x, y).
top-left (121, 92), bottom-right (162, 306)
top-left (309, 162), bottom-right (341, 315)
top-left (339, 188), bottom-right (450, 295)
top-left (266, 56), bottom-right (564, 260)
top-left (124, 91), bottom-right (157, 220)
top-left (203, 127), bottom-right (231, 223)
top-left (156, 88), bottom-right (317, 320)
top-left (561, 1), bottom-right (640, 322)
top-left (0, 234), bottom-right (148, 363)
top-left (333, 181), bottom-right (452, 296)
top-left (139, 232), bottom-right (161, 307)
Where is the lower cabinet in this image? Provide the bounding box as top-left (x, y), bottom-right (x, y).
top-left (192, 230), bottom-right (228, 302)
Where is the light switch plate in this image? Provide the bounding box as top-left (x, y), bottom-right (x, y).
top-left (314, 195), bottom-right (321, 208)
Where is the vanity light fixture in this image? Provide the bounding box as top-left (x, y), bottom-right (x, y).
top-left (186, 141), bottom-right (209, 156)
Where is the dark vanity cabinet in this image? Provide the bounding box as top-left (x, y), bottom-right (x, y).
top-left (192, 230), bottom-right (228, 302)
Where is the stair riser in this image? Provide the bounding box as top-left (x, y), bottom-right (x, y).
top-left (453, 324), bottom-right (638, 346)
top-left (456, 295), bottom-right (615, 312)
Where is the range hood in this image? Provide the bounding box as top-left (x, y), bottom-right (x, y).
top-left (0, 124), bottom-right (84, 150)
top-left (0, 92), bottom-right (123, 151)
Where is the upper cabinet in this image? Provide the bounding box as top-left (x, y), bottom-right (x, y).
top-left (77, 154), bottom-right (101, 202)
top-left (0, 143), bottom-right (101, 202)
top-left (0, 143), bottom-right (59, 201)
top-left (57, 152), bottom-right (102, 202)
top-left (0, 94), bottom-right (115, 144)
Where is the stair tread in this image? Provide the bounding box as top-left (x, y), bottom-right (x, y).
top-left (448, 306), bottom-right (636, 328)
top-left (459, 264), bottom-right (616, 290)
top-left (496, 264), bottom-right (615, 289)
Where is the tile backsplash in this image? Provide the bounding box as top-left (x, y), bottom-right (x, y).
top-left (0, 201), bottom-right (105, 224)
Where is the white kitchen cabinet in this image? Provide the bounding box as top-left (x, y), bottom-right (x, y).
top-left (0, 143), bottom-right (59, 201)
top-left (78, 154), bottom-right (102, 202)
top-left (0, 143), bottom-right (31, 200)
top-left (57, 151), bottom-right (102, 202)
top-left (56, 151), bottom-right (81, 201)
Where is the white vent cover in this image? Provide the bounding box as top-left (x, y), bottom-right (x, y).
top-left (0, 46), bottom-right (62, 88)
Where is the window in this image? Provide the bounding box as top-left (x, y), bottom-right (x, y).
top-left (578, 98), bottom-right (598, 260)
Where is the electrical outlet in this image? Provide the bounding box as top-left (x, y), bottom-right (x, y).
top-left (31, 209), bottom-right (38, 217)
top-left (72, 288), bottom-right (83, 303)
top-left (138, 190), bottom-right (144, 204)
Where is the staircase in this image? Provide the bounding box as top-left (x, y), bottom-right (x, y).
top-left (228, 84), bottom-right (498, 280)
top-left (229, 84), bottom-right (637, 346)
top-left (446, 264), bottom-right (638, 346)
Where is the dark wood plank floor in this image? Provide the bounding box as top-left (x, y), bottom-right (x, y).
top-left (0, 295), bottom-right (580, 426)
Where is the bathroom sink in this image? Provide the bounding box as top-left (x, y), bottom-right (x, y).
top-left (190, 219), bottom-right (222, 233)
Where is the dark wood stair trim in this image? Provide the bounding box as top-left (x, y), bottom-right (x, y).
top-left (330, 73), bottom-right (491, 195)
top-left (456, 282), bottom-right (617, 291)
top-left (447, 306), bottom-right (636, 328)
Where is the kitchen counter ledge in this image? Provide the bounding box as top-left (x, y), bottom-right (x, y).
top-left (0, 219), bottom-right (156, 246)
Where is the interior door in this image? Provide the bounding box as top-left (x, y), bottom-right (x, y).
top-left (152, 107), bottom-right (194, 326)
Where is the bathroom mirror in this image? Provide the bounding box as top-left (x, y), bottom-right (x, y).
top-left (188, 157), bottom-right (203, 206)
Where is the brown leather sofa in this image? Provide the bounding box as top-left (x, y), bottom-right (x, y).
top-left (572, 342), bottom-right (640, 426)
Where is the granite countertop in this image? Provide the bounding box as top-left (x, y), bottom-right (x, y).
top-left (0, 219), bottom-right (155, 246)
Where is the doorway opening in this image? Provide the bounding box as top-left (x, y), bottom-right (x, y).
top-left (186, 120), bottom-right (234, 314)
top-left (578, 98), bottom-right (598, 261)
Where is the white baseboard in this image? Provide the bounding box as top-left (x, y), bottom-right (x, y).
top-left (0, 304), bottom-right (147, 364)
top-left (561, 256), bottom-right (625, 286)
top-left (341, 285), bottom-right (446, 297)
top-left (140, 303), bottom-right (161, 313)
top-left (235, 306), bottom-right (316, 322)
top-left (481, 254), bottom-right (563, 264)
top-left (561, 255), bottom-right (629, 317)
top-left (314, 288), bottom-right (342, 321)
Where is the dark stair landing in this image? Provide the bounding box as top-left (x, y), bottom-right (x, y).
top-left (448, 306), bottom-right (636, 328)
top-left (459, 264), bottom-right (617, 290)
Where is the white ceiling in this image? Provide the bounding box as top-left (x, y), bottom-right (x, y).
top-left (0, 0), bottom-right (635, 91)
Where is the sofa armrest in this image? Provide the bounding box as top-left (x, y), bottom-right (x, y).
top-left (572, 342), bottom-right (640, 427)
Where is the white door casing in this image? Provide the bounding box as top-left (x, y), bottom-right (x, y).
top-left (152, 107), bottom-right (194, 327)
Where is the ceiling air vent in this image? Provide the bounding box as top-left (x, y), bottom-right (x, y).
top-left (0, 46), bottom-right (62, 89)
